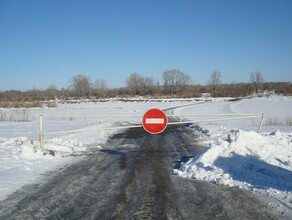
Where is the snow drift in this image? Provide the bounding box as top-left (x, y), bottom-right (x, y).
top-left (174, 130), bottom-right (292, 216)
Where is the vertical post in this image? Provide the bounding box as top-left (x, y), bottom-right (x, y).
top-left (39, 115), bottom-right (44, 152)
top-left (257, 113), bottom-right (264, 133)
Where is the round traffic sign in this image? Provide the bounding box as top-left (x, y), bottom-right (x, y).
top-left (142, 108), bottom-right (168, 134)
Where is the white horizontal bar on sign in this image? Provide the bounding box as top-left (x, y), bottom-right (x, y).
top-left (145, 118), bottom-right (164, 124)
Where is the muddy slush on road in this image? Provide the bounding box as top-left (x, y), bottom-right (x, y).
top-left (0, 124), bottom-right (277, 219)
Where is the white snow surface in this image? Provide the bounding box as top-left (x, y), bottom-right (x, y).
top-left (0, 96), bottom-right (292, 217)
top-left (0, 137), bottom-right (75, 200)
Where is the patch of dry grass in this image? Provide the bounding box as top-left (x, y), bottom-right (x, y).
top-left (0, 109), bottom-right (30, 122)
top-left (265, 117), bottom-right (292, 126)
top-left (0, 101), bottom-right (57, 108)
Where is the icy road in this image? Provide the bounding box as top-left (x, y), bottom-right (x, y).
top-left (0, 125), bottom-right (276, 219)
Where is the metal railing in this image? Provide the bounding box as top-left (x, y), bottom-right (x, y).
top-left (39, 115), bottom-right (142, 151)
top-left (39, 113), bottom-right (264, 151)
top-left (168, 113), bottom-right (264, 132)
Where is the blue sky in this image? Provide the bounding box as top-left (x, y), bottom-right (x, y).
top-left (0, 0), bottom-right (291, 91)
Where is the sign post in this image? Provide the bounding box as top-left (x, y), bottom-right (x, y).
top-left (142, 108), bottom-right (168, 134)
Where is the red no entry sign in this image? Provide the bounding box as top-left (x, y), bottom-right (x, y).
top-left (142, 108), bottom-right (168, 134)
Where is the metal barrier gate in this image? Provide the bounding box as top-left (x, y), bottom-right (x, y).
top-left (39, 113), bottom-right (264, 151)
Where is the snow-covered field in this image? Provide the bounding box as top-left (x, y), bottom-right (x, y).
top-left (0, 95), bottom-right (291, 217)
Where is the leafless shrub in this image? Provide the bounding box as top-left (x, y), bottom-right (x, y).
top-left (0, 101), bottom-right (43, 108)
top-left (10, 109), bottom-right (31, 122)
top-left (265, 118), bottom-right (279, 126)
top-left (46, 101), bottom-right (57, 108)
top-left (275, 86), bottom-right (292, 96)
top-left (286, 117), bottom-right (292, 126)
top-left (212, 84), bottom-right (253, 97)
top-left (176, 92), bottom-right (201, 98)
top-left (0, 109), bottom-right (31, 122)
top-left (0, 110), bottom-right (7, 121)
top-left (265, 117), bottom-right (292, 126)
top-left (0, 100), bottom-right (59, 108)
top-left (0, 102), bottom-right (9, 108)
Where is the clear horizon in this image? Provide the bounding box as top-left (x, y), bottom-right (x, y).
top-left (1, 0), bottom-right (292, 91)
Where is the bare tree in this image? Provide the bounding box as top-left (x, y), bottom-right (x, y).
top-left (163, 70), bottom-right (177, 93)
top-left (163, 69), bottom-right (192, 94)
top-left (143, 77), bottom-right (155, 95)
top-left (126, 73), bottom-right (144, 95)
top-left (208, 70), bottom-right (222, 93)
top-left (154, 79), bottom-right (161, 94)
top-left (250, 71), bottom-right (264, 94)
top-left (177, 73), bottom-right (192, 93)
top-left (95, 79), bottom-right (108, 97)
top-left (71, 74), bottom-right (92, 97)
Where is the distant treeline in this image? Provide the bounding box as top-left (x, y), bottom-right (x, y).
top-left (0, 70), bottom-right (291, 108)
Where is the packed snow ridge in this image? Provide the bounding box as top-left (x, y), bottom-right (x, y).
top-left (175, 129), bottom-right (292, 188)
top-left (174, 129), bottom-right (292, 218)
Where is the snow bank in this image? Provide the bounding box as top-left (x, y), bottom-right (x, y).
top-left (174, 130), bottom-right (292, 216)
top-left (0, 137), bottom-right (87, 201)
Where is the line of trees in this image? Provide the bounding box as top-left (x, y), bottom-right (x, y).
top-left (0, 70), bottom-right (291, 106)
top-left (69, 69), bottom-right (195, 97)
top-left (70, 74), bottom-right (108, 98)
top-left (162, 69), bottom-right (192, 94)
top-left (206, 70), bottom-right (267, 96)
top-left (125, 70), bottom-right (193, 96)
top-left (126, 73), bottom-right (159, 95)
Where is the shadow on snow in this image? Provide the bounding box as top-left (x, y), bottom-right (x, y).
top-left (213, 153), bottom-right (292, 191)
